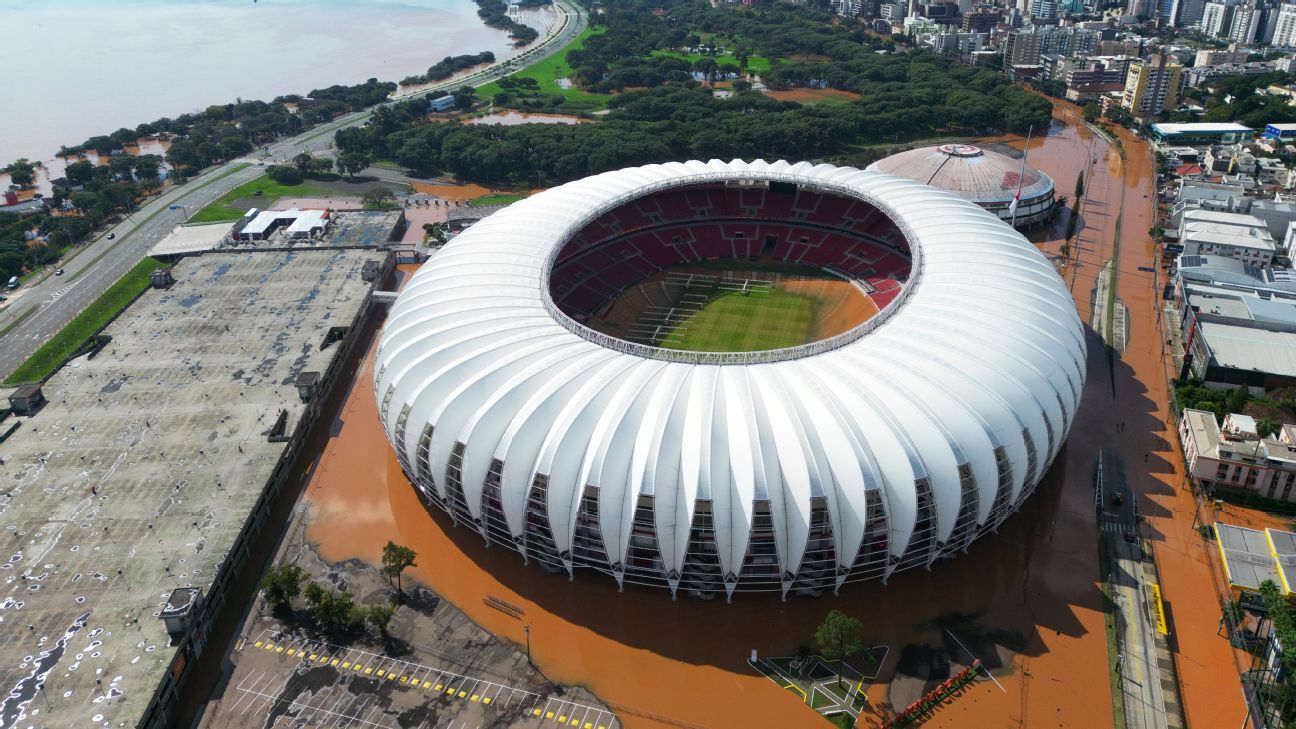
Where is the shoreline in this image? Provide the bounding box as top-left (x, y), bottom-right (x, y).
top-left (2, 1), bottom-right (549, 173)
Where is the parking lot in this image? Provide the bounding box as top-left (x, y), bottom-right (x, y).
top-left (231, 629), bottom-right (620, 729)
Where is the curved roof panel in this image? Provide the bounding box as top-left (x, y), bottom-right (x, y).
top-left (375, 159), bottom-right (1085, 598)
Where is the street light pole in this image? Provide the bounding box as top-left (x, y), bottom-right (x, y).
top-left (524, 624), bottom-right (533, 666)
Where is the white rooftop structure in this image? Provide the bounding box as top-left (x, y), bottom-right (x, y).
top-left (286, 208), bottom-right (329, 238)
top-left (374, 159), bottom-right (1085, 599)
top-left (1181, 209), bottom-right (1277, 266)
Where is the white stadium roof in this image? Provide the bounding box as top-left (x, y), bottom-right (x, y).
top-left (375, 159), bottom-right (1086, 599)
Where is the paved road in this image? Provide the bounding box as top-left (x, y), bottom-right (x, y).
top-left (1099, 455), bottom-right (1169, 729)
top-left (0, 0), bottom-right (585, 381)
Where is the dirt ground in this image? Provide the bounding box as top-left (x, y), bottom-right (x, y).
top-left (766, 88), bottom-right (862, 104)
top-left (410, 181), bottom-right (495, 201)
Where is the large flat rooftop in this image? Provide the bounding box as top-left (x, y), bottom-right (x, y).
top-left (0, 249), bottom-right (384, 726)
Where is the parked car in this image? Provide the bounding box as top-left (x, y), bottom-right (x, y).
top-left (54, 268), bottom-right (64, 276)
top-left (106, 232), bottom-right (116, 240)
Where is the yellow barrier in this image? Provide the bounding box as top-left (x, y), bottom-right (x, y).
top-left (1149, 583), bottom-right (1169, 635)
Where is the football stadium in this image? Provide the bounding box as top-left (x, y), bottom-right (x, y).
top-left (375, 159), bottom-right (1085, 600)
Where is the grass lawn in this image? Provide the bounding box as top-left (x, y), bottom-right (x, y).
top-left (663, 288), bottom-right (814, 353)
top-left (468, 193), bottom-right (526, 207)
top-left (651, 49), bottom-right (773, 74)
top-left (476, 27), bottom-right (611, 114)
top-left (189, 175), bottom-right (337, 223)
top-left (4, 257), bottom-right (165, 385)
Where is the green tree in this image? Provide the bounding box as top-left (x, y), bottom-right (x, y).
top-left (1258, 417), bottom-right (1279, 439)
top-left (1075, 172), bottom-right (1085, 199)
top-left (814, 609), bottom-right (864, 688)
top-left (337, 153), bottom-right (370, 178)
top-left (8, 159), bottom-right (37, 188)
top-left (65, 160), bottom-right (95, 185)
top-left (367, 602), bottom-right (396, 639)
top-left (453, 85), bottom-right (477, 111)
top-left (259, 564), bottom-right (306, 609)
top-left (362, 188), bottom-right (396, 209)
top-left (267, 165), bottom-right (304, 185)
top-left (304, 582), bottom-right (366, 632)
top-left (382, 541), bottom-right (418, 596)
top-left (293, 152), bottom-right (314, 172)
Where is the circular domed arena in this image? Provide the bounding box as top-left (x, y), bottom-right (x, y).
top-left (868, 144), bottom-right (1056, 228)
top-left (375, 159), bottom-right (1084, 601)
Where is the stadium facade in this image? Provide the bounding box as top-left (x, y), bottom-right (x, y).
top-left (376, 159), bottom-right (1085, 600)
top-left (868, 144), bottom-right (1057, 228)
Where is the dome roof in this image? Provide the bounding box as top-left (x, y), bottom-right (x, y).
top-left (868, 144), bottom-right (1054, 204)
top-left (375, 159), bottom-right (1085, 598)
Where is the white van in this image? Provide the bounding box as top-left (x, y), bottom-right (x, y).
top-left (6, 276), bottom-right (17, 289)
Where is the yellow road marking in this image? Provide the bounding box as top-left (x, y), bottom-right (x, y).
top-left (483, 697), bottom-right (491, 704)
top-left (457, 690), bottom-right (467, 698)
top-left (470, 694), bottom-right (479, 701)
top-left (546, 712), bottom-right (555, 719)
top-left (364, 668), bottom-right (373, 674)
top-left (376, 670), bottom-right (385, 677)
top-left (422, 681), bottom-right (432, 688)
top-left (331, 659), bottom-right (340, 666)
top-left (341, 662), bottom-right (350, 669)
top-left (309, 654), bottom-right (317, 660)
top-left (253, 641), bottom-right (263, 648)
top-left (275, 647), bottom-right (284, 654)
top-left (435, 684), bottom-right (443, 691)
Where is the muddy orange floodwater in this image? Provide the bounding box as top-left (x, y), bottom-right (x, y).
top-left (410, 181), bottom-right (495, 201)
top-left (301, 104), bottom-right (1248, 729)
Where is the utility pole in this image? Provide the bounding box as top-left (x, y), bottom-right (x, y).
top-left (524, 624), bottom-right (533, 666)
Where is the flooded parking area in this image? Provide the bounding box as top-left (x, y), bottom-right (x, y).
top-left (191, 100), bottom-right (1252, 729)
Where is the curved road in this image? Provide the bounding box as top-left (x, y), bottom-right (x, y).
top-left (0, 0), bottom-right (586, 381)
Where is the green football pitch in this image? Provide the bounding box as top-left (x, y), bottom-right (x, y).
top-left (661, 288), bottom-right (816, 352)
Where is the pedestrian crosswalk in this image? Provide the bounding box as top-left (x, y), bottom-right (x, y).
top-left (1101, 521), bottom-right (1135, 537)
top-left (47, 283), bottom-right (77, 303)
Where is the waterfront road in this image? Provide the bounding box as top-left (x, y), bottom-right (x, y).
top-left (0, 0), bottom-right (585, 381)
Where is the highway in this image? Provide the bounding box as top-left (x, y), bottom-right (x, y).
top-left (0, 0), bottom-right (585, 381)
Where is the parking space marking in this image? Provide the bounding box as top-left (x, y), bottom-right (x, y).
top-left (250, 629), bottom-right (619, 728)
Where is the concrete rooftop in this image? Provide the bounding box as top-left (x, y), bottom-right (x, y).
top-left (0, 249), bottom-right (383, 727)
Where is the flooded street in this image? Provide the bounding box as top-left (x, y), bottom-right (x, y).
top-left (3, 0), bottom-right (549, 167)
top-left (273, 101), bottom-right (1248, 729)
top-left (1003, 100), bottom-right (1250, 728)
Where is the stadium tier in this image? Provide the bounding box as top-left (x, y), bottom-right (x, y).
top-left (376, 160), bottom-right (1085, 600)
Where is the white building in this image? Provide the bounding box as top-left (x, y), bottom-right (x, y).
top-left (1272, 3), bottom-right (1296, 46)
top-left (1228, 2), bottom-right (1264, 43)
top-left (1201, 0), bottom-right (1241, 36)
top-left (1180, 209), bottom-right (1278, 266)
top-left (1181, 409), bottom-right (1296, 502)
